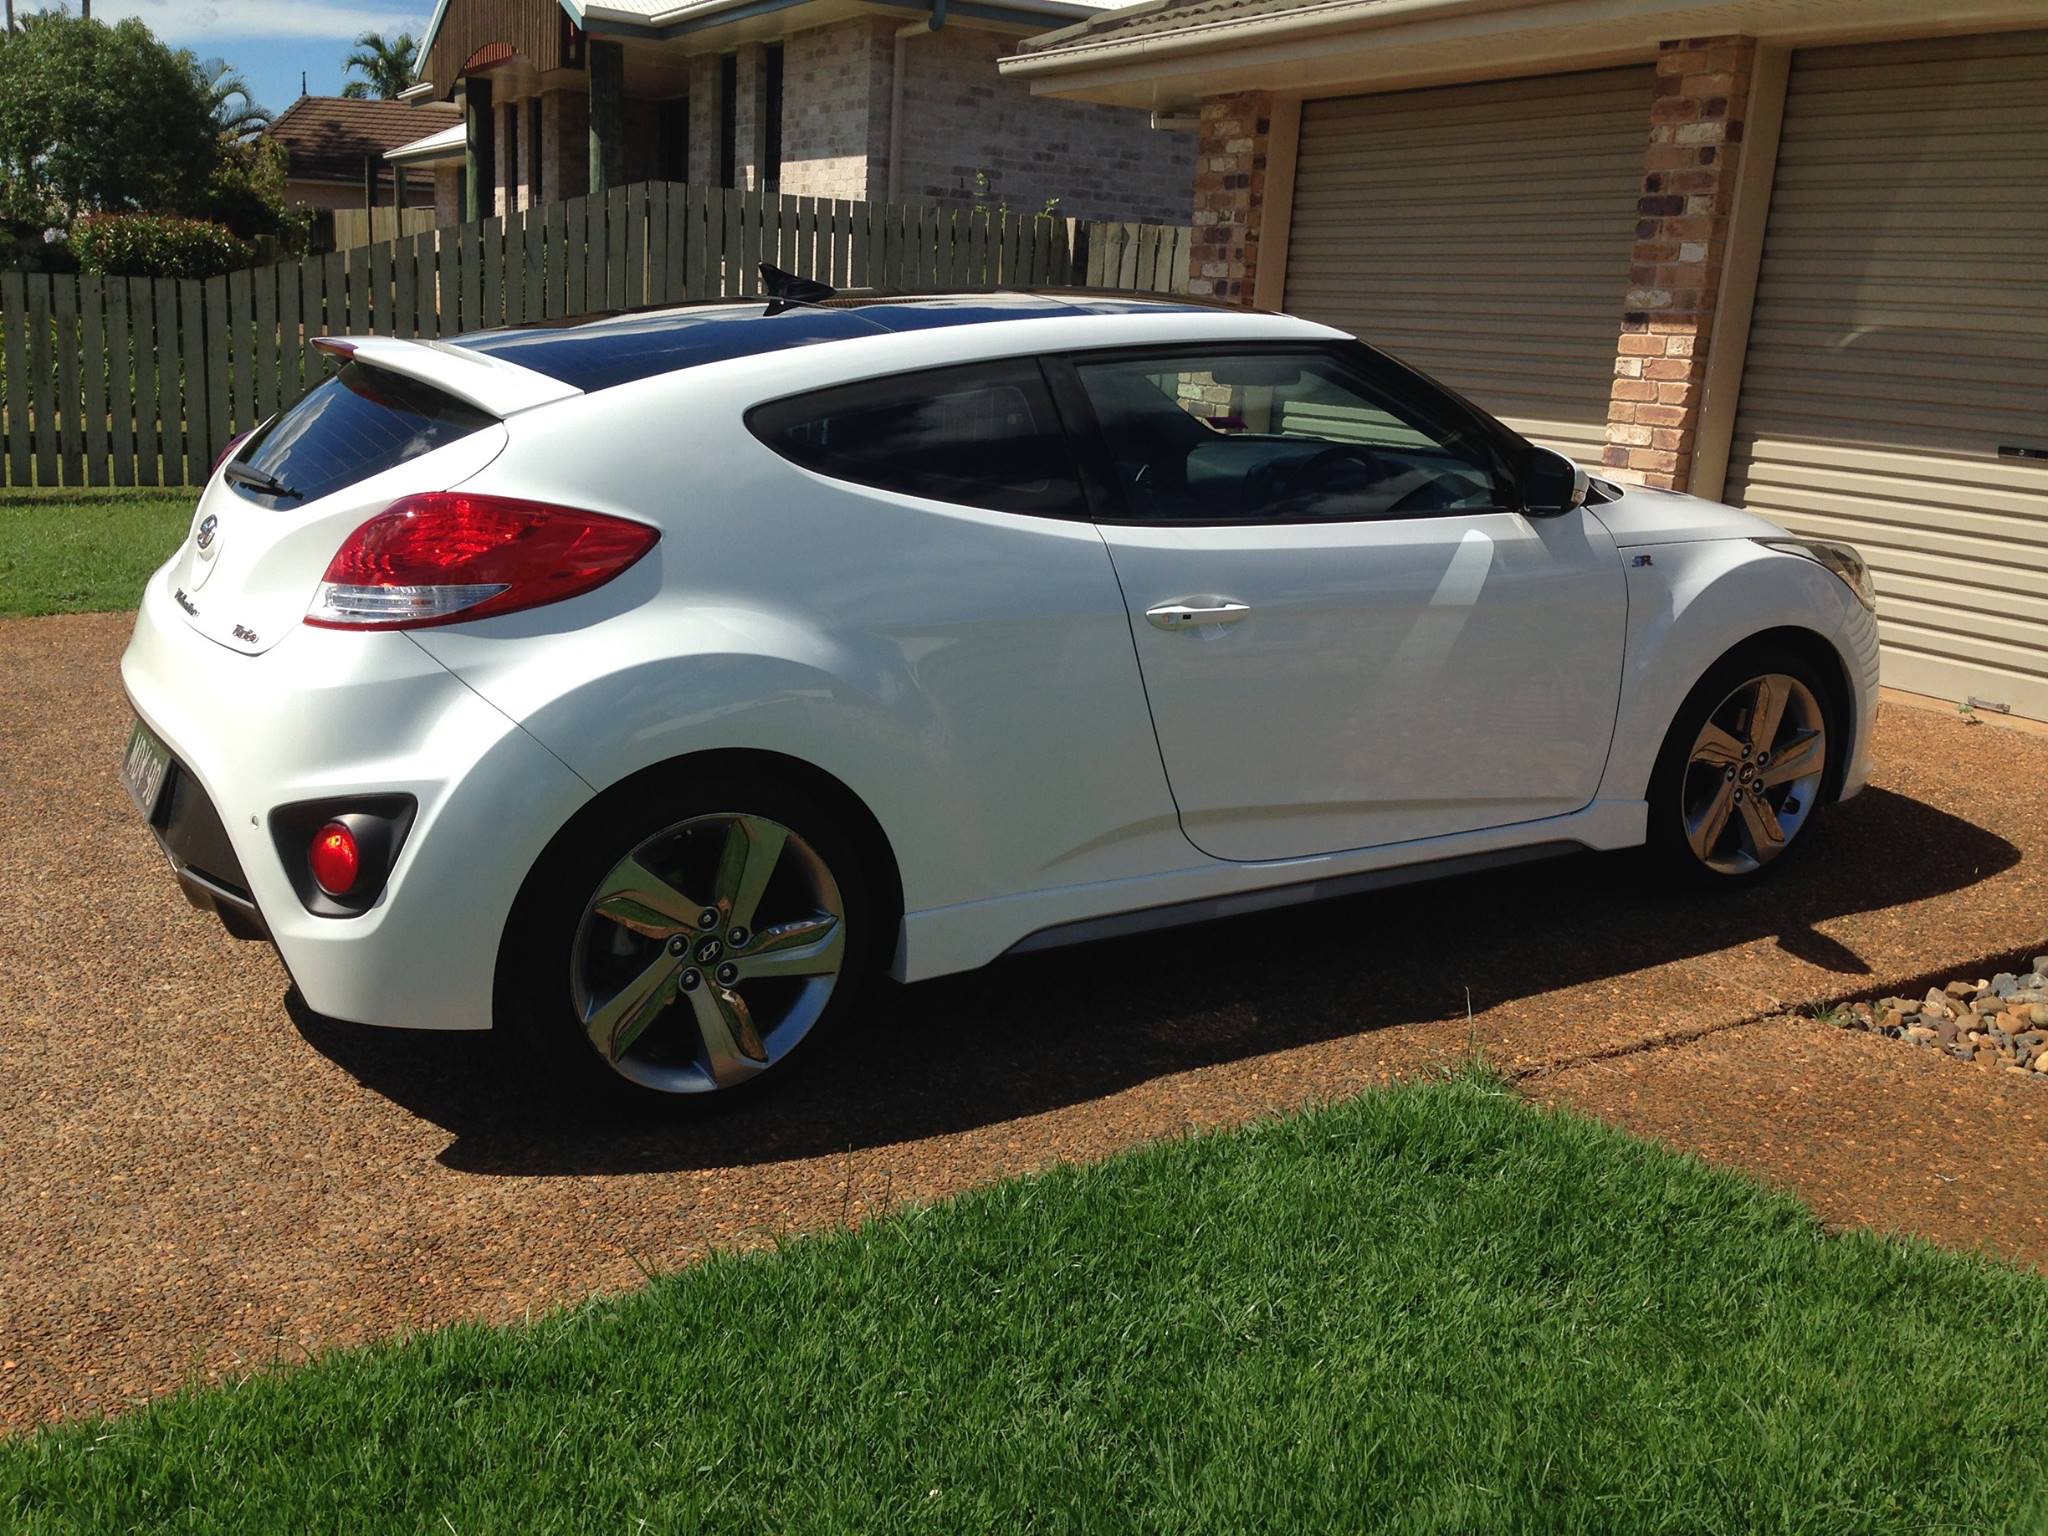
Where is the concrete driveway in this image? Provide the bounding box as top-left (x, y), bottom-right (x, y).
top-left (4, 610), bottom-right (2045, 1430)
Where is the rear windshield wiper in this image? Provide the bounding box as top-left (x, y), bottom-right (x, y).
top-left (223, 460), bottom-right (303, 500)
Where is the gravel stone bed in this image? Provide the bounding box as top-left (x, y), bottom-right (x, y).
top-left (1835, 956), bottom-right (2048, 1080)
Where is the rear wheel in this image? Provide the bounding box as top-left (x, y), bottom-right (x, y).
top-left (1647, 642), bottom-right (1836, 885)
top-left (500, 775), bottom-right (875, 1111)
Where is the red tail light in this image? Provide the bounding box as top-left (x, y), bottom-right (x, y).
top-left (309, 821), bottom-right (360, 895)
top-left (306, 492), bottom-right (660, 630)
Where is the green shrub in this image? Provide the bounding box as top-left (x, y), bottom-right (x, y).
top-left (67, 211), bottom-right (248, 278)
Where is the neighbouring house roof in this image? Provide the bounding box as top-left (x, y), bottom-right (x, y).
top-left (265, 96), bottom-right (463, 185)
top-left (386, 121), bottom-right (468, 167)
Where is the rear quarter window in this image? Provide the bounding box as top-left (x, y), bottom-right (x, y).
top-left (746, 360), bottom-right (1082, 518)
top-left (230, 362), bottom-right (494, 506)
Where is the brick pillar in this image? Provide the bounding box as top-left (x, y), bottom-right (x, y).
top-left (588, 38), bottom-right (627, 195)
top-left (492, 98), bottom-right (512, 215)
top-left (1604, 36), bottom-right (1758, 488)
top-left (1188, 91), bottom-right (1271, 306)
top-left (463, 75), bottom-right (494, 223)
top-left (541, 90), bottom-right (588, 205)
top-left (686, 55), bottom-right (721, 186)
top-left (733, 43), bottom-right (770, 191)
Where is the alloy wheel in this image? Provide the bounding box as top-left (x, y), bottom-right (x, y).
top-left (1680, 672), bottom-right (1827, 876)
top-left (569, 813), bottom-right (846, 1094)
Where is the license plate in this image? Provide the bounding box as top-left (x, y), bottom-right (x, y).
top-left (122, 717), bottom-right (172, 821)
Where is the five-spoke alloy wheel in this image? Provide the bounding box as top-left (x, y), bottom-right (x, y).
top-left (500, 775), bottom-right (873, 1111)
top-left (573, 814), bottom-right (847, 1094)
top-left (1680, 672), bottom-right (1828, 875)
top-left (1649, 643), bottom-right (1837, 885)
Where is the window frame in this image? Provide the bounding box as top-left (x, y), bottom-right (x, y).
top-left (745, 357), bottom-right (1090, 521)
top-left (1041, 340), bottom-right (1533, 528)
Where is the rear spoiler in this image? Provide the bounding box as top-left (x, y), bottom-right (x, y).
top-left (312, 336), bottom-right (581, 418)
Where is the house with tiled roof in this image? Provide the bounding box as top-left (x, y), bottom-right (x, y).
top-left (264, 96), bottom-right (463, 213)
top-left (382, 0), bottom-right (1193, 226)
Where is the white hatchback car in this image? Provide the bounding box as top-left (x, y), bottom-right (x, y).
top-left (122, 284), bottom-right (1880, 1108)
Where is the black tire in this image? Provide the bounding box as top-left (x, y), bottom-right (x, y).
top-left (496, 769), bottom-right (879, 1115)
top-left (1645, 638), bottom-right (1840, 889)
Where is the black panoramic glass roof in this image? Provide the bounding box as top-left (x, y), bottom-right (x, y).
top-left (449, 293), bottom-right (1214, 394)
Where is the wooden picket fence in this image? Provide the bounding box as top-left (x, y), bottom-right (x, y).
top-left (331, 205), bottom-right (440, 250)
top-left (0, 180), bottom-right (1191, 489)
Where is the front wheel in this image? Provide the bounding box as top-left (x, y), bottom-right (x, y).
top-left (499, 776), bottom-right (876, 1111)
top-left (1647, 643), bottom-right (1836, 886)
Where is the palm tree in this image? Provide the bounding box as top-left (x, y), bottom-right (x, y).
top-left (191, 56), bottom-right (271, 143)
top-left (341, 30), bottom-right (417, 100)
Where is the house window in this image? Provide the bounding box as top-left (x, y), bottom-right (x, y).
top-left (763, 43), bottom-right (783, 189)
top-left (718, 54), bottom-right (737, 188)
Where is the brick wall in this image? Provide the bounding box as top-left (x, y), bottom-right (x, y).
top-left (1603, 36), bottom-right (1759, 488)
top-left (778, 17), bottom-right (891, 202)
top-left (1188, 92), bottom-right (1271, 304)
top-left (456, 20), bottom-right (1193, 225)
top-left (888, 22), bottom-right (1193, 223)
top-left (686, 55), bottom-right (721, 187)
top-left (433, 164), bottom-right (462, 225)
top-left (733, 42), bottom-right (772, 192)
top-left (541, 89), bottom-right (588, 205)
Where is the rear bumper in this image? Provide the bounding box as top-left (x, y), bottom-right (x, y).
top-left (121, 567), bottom-right (592, 1030)
top-left (140, 750), bottom-right (272, 940)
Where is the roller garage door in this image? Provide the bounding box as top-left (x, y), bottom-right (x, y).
top-left (1283, 67), bottom-right (1652, 461)
top-left (1726, 33), bottom-right (2048, 721)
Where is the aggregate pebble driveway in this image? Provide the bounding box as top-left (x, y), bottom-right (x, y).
top-left (4, 610), bottom-right (2047, 1431)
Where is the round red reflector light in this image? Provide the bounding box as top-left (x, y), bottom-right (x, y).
top-left (309, 821), bottom-right (360, 896)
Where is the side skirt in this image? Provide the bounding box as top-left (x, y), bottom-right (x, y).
top-left (1002, 840), bottom-right (1585, 958)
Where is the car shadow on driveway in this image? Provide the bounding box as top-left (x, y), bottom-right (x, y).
top-left (288, 785), bottom-right (2018, 1176)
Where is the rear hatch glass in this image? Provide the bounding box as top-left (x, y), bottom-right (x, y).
top-left (227, 361), bottom-right (496, 507)
top-left (162, 359), bottom-right (507, 656)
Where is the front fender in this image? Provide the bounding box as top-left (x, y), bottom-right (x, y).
top-left (1597, 538), bottom-right (1865, 803)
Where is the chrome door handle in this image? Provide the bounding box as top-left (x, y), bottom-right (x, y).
top-left (1145, 600), bottom-right (1251, 631)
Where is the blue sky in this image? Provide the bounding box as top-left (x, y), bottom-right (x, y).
top-left (87, 0), bottom-right (436, 114)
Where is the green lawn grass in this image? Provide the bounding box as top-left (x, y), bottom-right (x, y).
top-left (5, 1074), bottom-right (2045, 1534)
top-left (0, 488), bottom-right (194, 617)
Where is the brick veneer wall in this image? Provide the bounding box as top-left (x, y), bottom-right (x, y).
top-left (541, 89), bottom-right (588, 206)
top-left (779, 17), bottom-right (892, 202)
top-left (1186, 93), bottom-right (1272, 305)
top-left (686, 55), bottom-right (721, 188)
top-left (888, 22), bottom-right (1193, 223)
top-left (733, 43), bottom-right (772, 192)
top-left (1603, 36), bottom-right (1758, 487)
top-left (433, 164), bottom-right (462, 225)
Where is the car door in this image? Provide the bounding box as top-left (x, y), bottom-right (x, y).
top-left (1056, 342), bottom-right (1627, 863)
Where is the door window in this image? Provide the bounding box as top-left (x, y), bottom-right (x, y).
top-left (1073, 348), bottom-right (1509, 523)
top-left (748, 361), bottom-right (1082, 517)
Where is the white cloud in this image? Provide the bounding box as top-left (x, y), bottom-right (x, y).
top-left (82, 0), bottom-right (431, 43)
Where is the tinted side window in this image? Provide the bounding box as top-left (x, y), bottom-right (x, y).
top-left (748, 361), bottom-right (1082, 517)
top-left (1072, 348), bottom-right (1509, 524)
top-left (231, 362), bottom-right (494, 507)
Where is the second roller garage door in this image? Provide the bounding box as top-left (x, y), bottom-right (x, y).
top-left (1726, 33), bottom-right (2048, 721)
